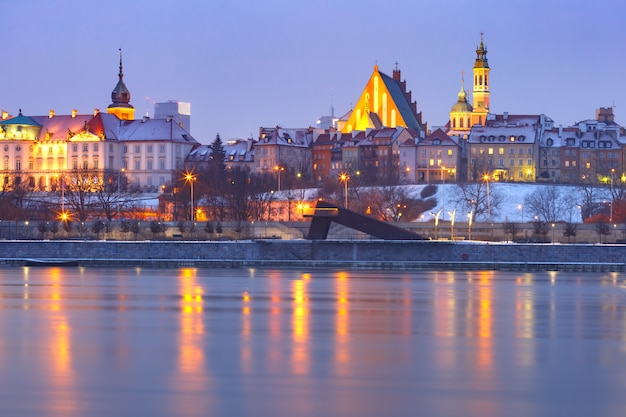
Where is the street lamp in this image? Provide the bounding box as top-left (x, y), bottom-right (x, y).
top-left (441, 165), bottom-right (446, 221)
top-left (483, 173), bottom-right (491, 221)
top-left (468, 211), bottom-right (473, 240)
top-left (273, 165), bottom-right (284, 192)
top-left (339, 173), bottom-right (349, 209)
top-left (610, 168), bottom-right (615, 223)
top-left (551, 223), bottom-right (556, 244)
top-left (518, 203), bottom-right (524, 222)
top-left (185, 172), bottom-right (196, 221)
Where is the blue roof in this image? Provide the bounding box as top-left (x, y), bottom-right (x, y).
top-left (379, 71), bottom-right (420, 131)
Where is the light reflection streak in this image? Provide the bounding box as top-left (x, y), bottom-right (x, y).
top-left (434, 272), bottom-right (457, 368)
top-left (291, 277), bottom-right (310, 374)
top-left (40, 267), bottom-right (79, 416)
top-left (475, 272), bottom-right (493, 368)
top-left (173, 268), bottom-right (211, 415)
top-left (334, 271), bottom-right (350, 375)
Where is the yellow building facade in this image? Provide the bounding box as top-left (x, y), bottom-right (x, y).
top-left (340, 65), bottom-right (424, 135)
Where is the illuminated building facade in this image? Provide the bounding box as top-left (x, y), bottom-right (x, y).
top-left (338, 64), bottom-right (425, 135)
top-left (0, 52), bottom-right (198, 193)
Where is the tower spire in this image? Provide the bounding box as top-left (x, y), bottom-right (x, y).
top-left (107, 48), bottom-right (135, 120)
top-left (118, 48), bottom-right (124, 79)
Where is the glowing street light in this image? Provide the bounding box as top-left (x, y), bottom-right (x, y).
top-left (184, 171), bottom-right (197, 221)
top-left (339, 173), bottom-right (349, 209)
top-left (273, 165), bottom-right (284, 192)
top-left (518, 203), bottom-right (524, 223)
top-left (483, 173), bottom-right (491, 221)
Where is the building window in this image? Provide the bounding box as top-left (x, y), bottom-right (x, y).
top-left (447, 149), bottom-right (453, 156)
top-left (83, 159), bottom-right (88, 169)
top-left (134, 159), bottom-right (140, 170)
top-left (123, 145), bottom-right (128, 153)
top-left (83, 144), bottom-right (88, 152)
top-left (73, 144), bottom-right (78, 152)
top-left (510, 159), bottom-right (514, 166)
top-left (93, 158), bottom-right (99, 169)
top-left (159, 159), bottom-right (165, 170)
top-left (498, 148), bottom-right (504, 155)
top-left (15, 160), bottom-right (21, 171)
top-left (527, 159), bottom-right (532, 166)
top-left (93, 143), bottom-right (99, 152)
top-left (134, 145), bottom-right (140, 153)
top-left (488, 148), bottom-right (494, 155)
top-left (147, 159), bottom-right (153, 170)
top-left (147, 145), bottom-right (153, 153)
top-left (159, 145), bottom-right (166, 153)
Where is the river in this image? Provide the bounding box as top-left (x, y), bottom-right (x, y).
top-left (0, 267), bottom-right (625, 416)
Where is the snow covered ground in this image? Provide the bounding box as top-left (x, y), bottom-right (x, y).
top-left (430, 182), bottom-right (610, 224)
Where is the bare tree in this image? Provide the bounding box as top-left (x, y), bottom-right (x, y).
top-left (453, 181), bottom-right (501, 222)
top-left (62, 170), bottom-right (102, 222)
top-left (524, 186), bottom-right (566, 223)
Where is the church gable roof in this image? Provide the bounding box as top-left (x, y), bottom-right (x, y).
top-left (378, 71), bottom-right (421, 130)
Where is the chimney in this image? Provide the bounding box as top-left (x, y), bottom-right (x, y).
top-left (71, 109), bottom-right (78, 118)
top-left (93, 108), bottom-right (100, 116)
top-left (49, 110), bottom-right (55, 118)
top-left (596, 107), bottom-right (615, 123)
top-left (558, 124), bottom-right (563, 137)
top-left (2, 111), bottom-right (8, 120)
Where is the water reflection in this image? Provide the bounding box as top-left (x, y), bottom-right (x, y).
top-left (0, 267), bottom-right (625, 417)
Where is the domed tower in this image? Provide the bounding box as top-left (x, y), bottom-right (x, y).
top-left (107, 49), bottom-right (135, 120)
top-left (470, 33), bottom-right (490, 126)
top-left (449, 73), bottom-right (473, 132)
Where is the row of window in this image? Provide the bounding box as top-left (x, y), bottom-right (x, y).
top-left (471, 158), bottom-right (533, 166)
top-left (473, 147), bottom-right (533, 155)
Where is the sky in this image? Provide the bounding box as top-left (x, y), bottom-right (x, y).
top-left (3, 0), bottom-right (626, 144)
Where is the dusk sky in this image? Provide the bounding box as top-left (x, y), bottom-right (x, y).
top-left (4, 0), bottom-right (625, 144)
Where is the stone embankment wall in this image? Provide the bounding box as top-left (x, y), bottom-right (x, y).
top-left (0, 240), bottom-right (624, 271)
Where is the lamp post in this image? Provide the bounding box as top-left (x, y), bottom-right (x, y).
top-left (483, 173), bottom-right (491, 221)
top-left (551, 222), bottom-right (556, 244)
top-left (185, 172), bottom-right (196, 221)
top-left (518, 204), bottom-right (524, 222)
top-left (441, 165), bottom-right (446, 221)
top-left (610, 168), bottom-right (615, 223)
top-left (340, 173), bottom-right (349, 209)
top-left (468, 211), bottom-right (473, 240)
top-left (273, 165), bottom-right (284, 192)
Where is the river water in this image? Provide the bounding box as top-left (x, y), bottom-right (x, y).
top-left (0, 267), bottom-right (625, 416)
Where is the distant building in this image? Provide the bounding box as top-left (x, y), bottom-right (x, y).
top-left (154, 100), bottom-right (191, 134)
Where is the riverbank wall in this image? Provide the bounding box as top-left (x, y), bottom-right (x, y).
top-left (0, 240), bottom-right (624, 272)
